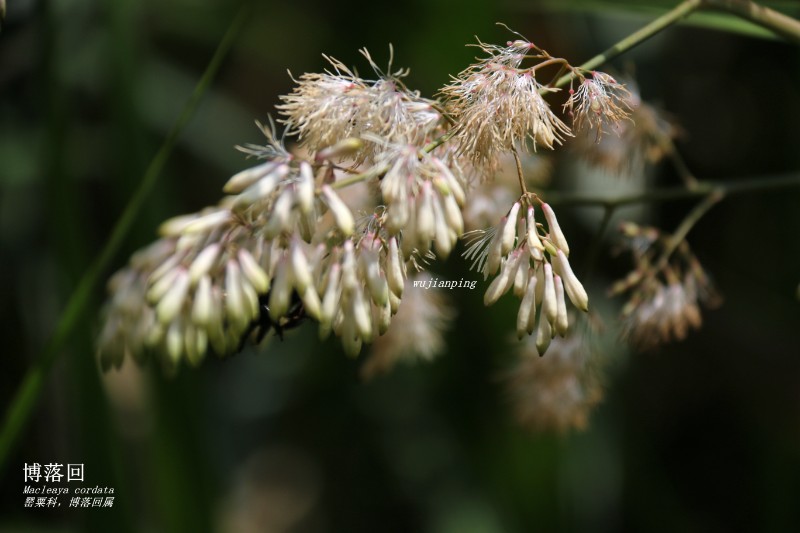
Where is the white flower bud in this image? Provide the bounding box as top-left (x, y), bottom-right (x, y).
top-left (224, 261), bottom-right (248, 330)
top-left (223, 161), bottom-right (281, 194)
top-left (542, 203), bottom-right (569, 255)
top-left (416, 182), bottom-right (436, 246)
top-left (352, 287), bottom-right (373, 341)
top-left (501, 202), bottom-right (521, 254)
top-left (535, 311), bottom-right (552, 355)
top-left (554, 275), bottom-right (569, 336)
top-left (300, 286), bottom-right (321, 321)
top-left (378, 299), bottom-right (392, 336)
top-left (268, 257), bottom-right (293, 322)
top-left (189, 244), bottom-right (221, 286)
top-left (296, 161), bottom-right (315, 214)
top-left (238, 248), bottom-right (270, 294)
top-left (556, 250), bottom-right (589, 312)
top-left (542, 262), bottom-right (557, 326)
top-left (516, 272), bottom-right (537, 339)
top-left (191, 275), bottom-right (214, 326)
top-left (166, 319), bottom-right (184, 365)
top-left (319, 264), bottom-right (341, 337)
top-left (182, 210), bottom-right (232, 235)
top-left (264, 190), bottom-right (293, 238)
top-left (442, 193), bottom-right (464, 235)
top-left (386, 237), bottom-right (405, 297)
top-left (290, 242), bottom-right (313, 295)
top-left (147, 267), bottom-right (180, 305)
top-left (321, 185), bottom-right (355, 236)
top-left (156, 270), bottom-right (189, 324)
top-left (315, 137), bottom-right (364, 162)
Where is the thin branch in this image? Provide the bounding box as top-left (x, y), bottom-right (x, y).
top-left (544, 172), bottom-right (800, 208)
top-left (702, 0), bottom-right (800, 44)
top-left (654, 189), bottom-right (724, 271)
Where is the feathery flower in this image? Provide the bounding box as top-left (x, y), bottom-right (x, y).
top-left (563, 71), bottom-right (633, 138)
top-left (504, 325), bottom-right (603, 433)
top-left (278, 51), bottom-right (443, 163)
top-left (440, 37), bottom-right (571, 167)
top-left (611, 223), bottom-right (720, 350)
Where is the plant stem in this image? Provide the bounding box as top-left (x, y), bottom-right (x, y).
top-left (654, 189), bottom-right (724, 271)
top-left (702, 0), bottom-right (800, 43)
top-left (512, 148), bottom-right (529, 196)
top-left (0, 6), bottom-right (249, 472)
top-left (544, 172), bottom-right (800, 208)
top-left (555, 0), bottom-right (703, 88)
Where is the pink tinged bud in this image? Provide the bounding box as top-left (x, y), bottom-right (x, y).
top-left (268, 258), bottom-right (293, 322)
top-left (501, 202), bottom-right (521, 255)
top-left (296, 162), bottom-right (315, 214)
top-left (224, 261), bottom-right (248, 330)
top-left (181, 210), bottom-right (232, 235)
top-left (192, 275), bottom-right (214, 326)
top-left (189, 244), bottom-right (221, 286)
top-left (223, 160), bottom-right (281, 194)
top-left (557, 250), bottom-right (589, 312)
top-left (156, 270), bottom-right (190, 324)
top-left (554, 275), bottom-right (569, 336)
top-left (321, 185), bottom-right (354, 236)
top-left (387, 237), bottom-right (405, 297)
top-left (535, 311), bottom-right (552, 355)
top-left (542, 263), bottom-right (557, 326)
top-left (542, 203), bottom-right (569, 255)
top-left (315, 137), bottom-right (364, 162)
top-left (238, 249), bottom-right (270, 294)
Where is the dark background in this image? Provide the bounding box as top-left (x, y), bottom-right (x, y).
top-left (1, 0), bottom-right (799, 531)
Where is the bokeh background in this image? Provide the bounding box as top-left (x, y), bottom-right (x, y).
top-left (2, 0), bottom-right (800, 531)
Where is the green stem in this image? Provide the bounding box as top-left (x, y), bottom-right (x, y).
top-left (544, 172), bottom-right (800, 207)
top-left (654, 189), bottom-right (724, 271)
top-left (0, 6), bottom-right (249, 472)
top-left (702, 0), bottom-right (800, 43)
top-left (555, 0), bottom-right (702, 88)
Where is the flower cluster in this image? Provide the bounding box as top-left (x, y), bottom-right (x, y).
top-left (98, 33), bottom-right (631, 380)
top-left (563, 71), bottom-right (633, 138)
top-left (610, 222), bottom-right (720, 350)
top-left (571, 81), bottom-right (676, 177)
top-left (278, 51), bottom-right (443, 164)
top-left (464, 199), bottom-right (589, 355)
top-left (440, 39), bottom-right (571, 167)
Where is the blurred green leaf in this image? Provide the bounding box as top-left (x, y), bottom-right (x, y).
top-left (533, 0), bottom-right (784, 40)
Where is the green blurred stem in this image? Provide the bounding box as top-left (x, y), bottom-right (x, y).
top-left (655, 189), bottom-right (724, 270)
top-left (545, 172), bottom-right (800, 207)
top-left (555, 0), bottom-right (702, 88)
top-left (0, 6), bottom-right (249, 472)
top-left (701, 0), bottom-right (800, 44)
